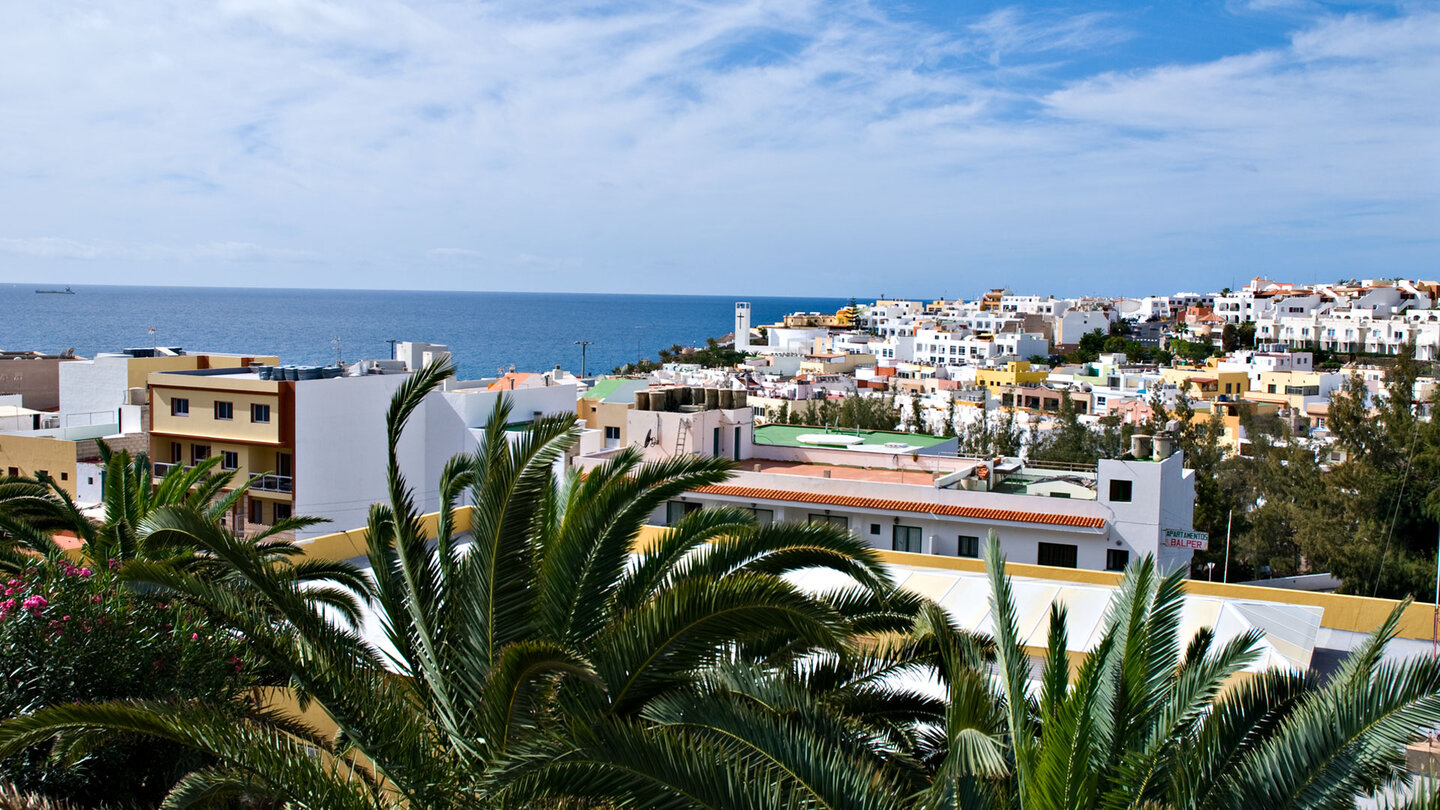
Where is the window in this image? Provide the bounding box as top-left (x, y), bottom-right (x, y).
top-left (870, 523), bottom-right (881, 535)
top-left (6, 468), bottom-right (16, 477)
top-left (1106, 549), bottom-right (1130, 572)
top-left (60, 472), bottom-right (67, 481)
top-left (957, 535), bottom-right (980, 558)
top-left (221, 451), bottom-right (239, 470)
top-left (249, 499), bottom-right (263, 524)
top-left (1109, 479), bottom-right (1132, 502)
top-left (171, 397), bottom-right (189, 416)
top-left (191, 444), bottom-right (211, 465)
top-left (214, 400), bottom-right (233, 420)
top-left (251, 403), bottom-right (271, 423)
top-left (171, 442), bottom-right (183, 463)
top-left (665, 500), bottom-right (700, 526)
top-left (273, 503), bottom-right (292, 522)
top-left (604, 426), bottom-right (620, 440)
top-left (809, 514), bottom-right (849, 531)
top-left (275, 453), bottom-right (292, 477)
top-left (751, 508), bottom-right (774, 526)
top-left (892, 524), bottom-right (922, 553)
top-left (1037, 542), bottom-right (1078, 568)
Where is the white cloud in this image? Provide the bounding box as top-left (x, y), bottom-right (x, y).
top-left (0, 2), bottom-right (1433, 294)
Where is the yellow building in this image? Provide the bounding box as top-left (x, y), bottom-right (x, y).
top-left (781, 309), bottom-right (855, 328)
top-left (976, 361), bottom-right (1050, 390)
top-left (148, 370), bottom-right (294, 529)
top-left (0, 433), bottom-right (84, 495)
top-left (1160, 364), bottom-right (1249, 401)
top-left (1185, 399), bottom-right (1281, 454)
top-left (1241, 370), bottom-right (1330, 410)
top-left (798, 352), bottom-right (875, 376)
top-left (576, 379), bottom-right (648, 449)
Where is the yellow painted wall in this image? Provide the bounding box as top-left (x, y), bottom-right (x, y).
top-left (295, 514), bottom-right (1435, 641)
top-left (0, 434), bottom-right (79, 495)
top-left (578, 399), bottom-right (632, 445)
top-left (125, 355), bottom-right (278, 389)
top-left (150, 378), bottom-right (283, 445)
top-left (977, 361), bottom-right (1050, 389)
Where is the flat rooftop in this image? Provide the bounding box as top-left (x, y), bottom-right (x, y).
top-left (739, 458), bottom-right (945, 485)
top-left (754, 424), bottom-right (957, 454)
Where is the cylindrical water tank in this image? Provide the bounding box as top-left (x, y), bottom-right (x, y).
top-left (1130, 434), bottom-right (1153, 459)
top-left (1154, 432), bottom-right (1176, 458)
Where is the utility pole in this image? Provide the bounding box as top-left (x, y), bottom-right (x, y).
top-left (1223, 508), bottom-right (1234, 583)
top-left (575, 340), bottom-right (592, 378)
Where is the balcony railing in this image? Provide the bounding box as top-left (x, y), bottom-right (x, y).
top-left (249, 473), bottom-right (293, 494)
top-left (152, 461), bottom-right (192, 477)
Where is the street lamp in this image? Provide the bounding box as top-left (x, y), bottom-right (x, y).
top-left (575, 340), bottom-right (593, 378)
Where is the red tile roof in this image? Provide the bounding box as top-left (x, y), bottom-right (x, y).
top-left (690, 484), bottom-right (1107, 528)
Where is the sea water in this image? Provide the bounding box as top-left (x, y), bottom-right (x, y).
top-left (0, 285), bottom-right (851, 379)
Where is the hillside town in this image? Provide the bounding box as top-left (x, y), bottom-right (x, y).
top-left (2, 276), bottom-right (1437, 597)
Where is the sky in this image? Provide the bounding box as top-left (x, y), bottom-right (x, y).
top-left (0, 0), bottom-right (1435, 299)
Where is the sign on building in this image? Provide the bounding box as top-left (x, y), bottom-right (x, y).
top-left (1163, 528), bottom-right (1209, 550)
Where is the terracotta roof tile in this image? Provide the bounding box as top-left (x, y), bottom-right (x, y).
top-left (690, 484), bottom-right (1107, 529)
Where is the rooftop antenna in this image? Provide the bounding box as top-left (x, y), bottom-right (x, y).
top-left (148, 325), bottom-right (157, 353)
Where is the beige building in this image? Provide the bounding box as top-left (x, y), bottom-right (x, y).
top-left (0, 350), bottom-right (83, 411)
top-left (148, 369), bottom-right (299, 530)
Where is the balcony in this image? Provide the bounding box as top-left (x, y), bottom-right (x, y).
top-left (152, 461), bottom-right (192, 477)
top-left (248, 473), bottom-right (293, 494)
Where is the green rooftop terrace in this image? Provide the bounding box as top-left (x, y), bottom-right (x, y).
top-left (753, 424), bottom-right (954, 450)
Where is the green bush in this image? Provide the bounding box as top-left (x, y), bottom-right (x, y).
top-left (0, 558), bottom-right (256, 808)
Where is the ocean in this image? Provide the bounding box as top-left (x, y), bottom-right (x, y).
top-left (0, 284), bottom-right (851, 380)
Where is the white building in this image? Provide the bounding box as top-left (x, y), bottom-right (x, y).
top-left (589, 437), bottom-right (1199, 575)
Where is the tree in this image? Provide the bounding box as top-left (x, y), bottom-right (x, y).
top-left (0, 442), bottom-right (272, 571)
top-left (1222, 324), bottom-right (1239, 352)
top-left (0, 557), bottom-right (262, 808)
top-left (911, 537), bottom-right (1440, 809)
top-left (0, 360), bottom-right (899, 808)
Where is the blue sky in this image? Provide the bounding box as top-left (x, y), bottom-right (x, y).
top-left (0, 0), bottom-right (1434, 298)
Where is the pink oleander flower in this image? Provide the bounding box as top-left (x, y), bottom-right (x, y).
top-left (22, 595), bottom-right (48, 612)
top-left (78, 567), bottom-right (93, 578)
top-left (190, 632), bottom-right (199, 640)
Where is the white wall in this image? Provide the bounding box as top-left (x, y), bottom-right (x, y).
top-left (58, 357), bottom-right (129, 424)
top-left (294, 373), bottom-right (416, 538)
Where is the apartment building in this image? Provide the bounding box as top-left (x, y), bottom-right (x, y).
top-left (575, 423), bottom-right (1198, 575)
top-left (0, 350), bottom-right (84, 411)
top-left (148, 360), bottom-right (583, 538)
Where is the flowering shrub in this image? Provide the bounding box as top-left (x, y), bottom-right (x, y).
top-left (0, 558), bottom-right (261, 808)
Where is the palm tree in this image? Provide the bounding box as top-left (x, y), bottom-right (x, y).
top-left (0, 359), bottom-right (901, 808)
top-left (0, 440), bottom-right (273, 568)
top-left (898, 536), bottom-right (1440, 809)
